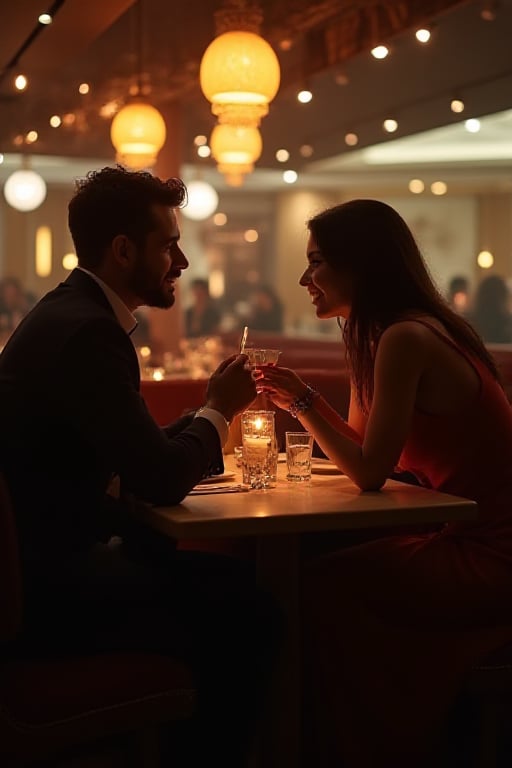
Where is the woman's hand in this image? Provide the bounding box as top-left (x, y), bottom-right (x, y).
top-left (256, 365), bottom-right (309, 411)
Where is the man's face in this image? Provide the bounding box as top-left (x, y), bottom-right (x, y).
top-left (129, 204), bottom-right (188, 309)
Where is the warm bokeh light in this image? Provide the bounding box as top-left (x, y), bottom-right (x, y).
top-left (4, 170), bottom-right (47, 211)
top-left (78, 83), bottom-right (90, 95)
top-left (451, 99), bottom-right (465, 113)
top-left (276, 149), bottom-right (289, 162)
top-left (35, 226), bottom-right (52, 277)
top-left (209, 269), bottom-right (225, 298)
top-left (63, 113), bottom-right (76, 125)
top-left (194, 135), bottom-right (208, 146)
top-left (181, 180), bottom-right (219, 221)
top-left (300, 144), bottom-right (314, 158)
top-left (38, 13), bottom-right (52, 24)
top-left (49, 115), bottom-right (62, 127)
top-left (371, 45), bottom-right (389, 59)
top-left (25, 130), bottom-right (38, 144)
top-left (477, 250), bottom-right (494, 268)
top-left (345, 132), bottom-right (358, 146)
top-left (197, 145), bottom-right (211, 158)
top-left (283, 170), bottom-right (298, 184)
top-left (383, 119), bottom-right (398, 133)
top-left (297, 89), bottom-right (313, 103)
top-left (14, 74), bottom-right (28, 91)
top-left (213, 212), bottom-right (227, 226)
top-left (415, 28), bottom-right (431, 43)
top-left (465, 118), bottom-right (481, 133)
top-left (62, 252), bottom-right (78, 270)
top-left (431, 181), bottom-right (448, 195)
top-left (244, 229), bottom-right (259, 243)
top-left (409, 179), bottom-right (425, 194)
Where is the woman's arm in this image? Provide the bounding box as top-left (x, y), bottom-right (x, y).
top-left (261, 323), bottom-right (426, 490)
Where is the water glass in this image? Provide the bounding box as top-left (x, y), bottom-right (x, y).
top-left (241, 411), bottom-right (277, 489)
top-left (286, 431), bottom-right (314, 481)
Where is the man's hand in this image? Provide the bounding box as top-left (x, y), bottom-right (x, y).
top-left (205, 354), bottom-right (257, 422)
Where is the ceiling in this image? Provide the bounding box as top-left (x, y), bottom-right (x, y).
top-left (0, 0), bottom-right (512, 189)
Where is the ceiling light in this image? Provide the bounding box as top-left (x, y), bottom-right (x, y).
top-left (14, 74), bottom-right (28, 91)
top-left (334, 71), bottom-right (349, 86)
top-left (371, 45), bottom-right (389, 60)
top-left (297, 89), bottom-right (313, 104)
top-left (383, 119), bottom-right (398, 133)
top-left (283, 170), bottom-right (298, 184)
top-left (345, 132), bottom-right (358, 146)
top-left (110, 102), bottom-right (167, 169)
top-left (451, 99), bottom-right (465, 113)
top-left (4, 169), bottom-right (47, 212)
top-left (199, 4), bottom-right (280, 128)
top-left (211, 123), bottom-right (262, 184)
top-left (415, 28), bottom-right (431, 43)
top-left (182, 180), bottom-right (219, 221)
top-left (38, 13), bottom-right (52, 24)
top-left (275, 149), bottom-right (289, 162)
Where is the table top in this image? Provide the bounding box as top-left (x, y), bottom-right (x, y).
top-left (143, 457), bottom-right (478, 540)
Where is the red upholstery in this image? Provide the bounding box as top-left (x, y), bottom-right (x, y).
top-left (141, 377), bottom-right (207, 425)
top-left (0, 473), bottom-right (196, 765)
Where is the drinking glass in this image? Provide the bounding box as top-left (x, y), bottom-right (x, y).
top-left (244, 349), bottom-right (281, 397)
top-left (286, 431), bottom-right (314, 481)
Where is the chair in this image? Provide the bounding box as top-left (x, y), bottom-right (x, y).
top-left (0, 473), bottom-right (196, 767)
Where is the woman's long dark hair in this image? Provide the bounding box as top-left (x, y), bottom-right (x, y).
top-left (307, 199), bottom-right (499, 411)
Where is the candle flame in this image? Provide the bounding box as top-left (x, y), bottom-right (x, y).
top-left (254, 417), bottom-right (263, 430)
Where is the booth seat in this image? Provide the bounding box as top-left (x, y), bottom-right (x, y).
top-left (487, 344), bottom-right (512, 403)
top-left (141, 377), bottom-right (208, 425)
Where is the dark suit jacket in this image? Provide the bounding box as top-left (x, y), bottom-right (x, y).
top-left (0, 269), bottom-right (223, 581)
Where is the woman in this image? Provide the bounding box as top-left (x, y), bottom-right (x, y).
top-left (259, 200), bottom-right (512, 767)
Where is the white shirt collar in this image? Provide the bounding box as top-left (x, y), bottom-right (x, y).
top-left (77, 267), bottom-right (138, 335)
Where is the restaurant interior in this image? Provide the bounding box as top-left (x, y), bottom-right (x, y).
top-left (1, 0), bottom-right (512, 766)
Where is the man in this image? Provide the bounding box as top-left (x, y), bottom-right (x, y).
top-left (0, 166), bottom-right (280, 767)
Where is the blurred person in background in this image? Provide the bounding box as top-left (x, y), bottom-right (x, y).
top-left (184, 277), bottom-right (221, 337)
top-left (0, 276), bottom-right (37, 339)
top-left (470, 274), bottom-right (512, 343)
top-left (447, 274), bottom-right (471, 316)
top-left (247, 284), bottom-right (284, 332)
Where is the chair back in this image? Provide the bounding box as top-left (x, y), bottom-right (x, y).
top-left (0, 473), bottom-right (23, 642)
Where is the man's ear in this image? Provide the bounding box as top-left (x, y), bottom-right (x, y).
top-left (112, 235), bottom-right (132, 265)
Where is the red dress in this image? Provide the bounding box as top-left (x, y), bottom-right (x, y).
top-left (305, 323), bottom-right (512, 767)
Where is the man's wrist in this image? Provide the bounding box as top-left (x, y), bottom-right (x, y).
top-left (194, 406), bottom-right (230, 446)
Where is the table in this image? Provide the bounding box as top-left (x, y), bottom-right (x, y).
top-left (143, 458), bottom-right (478, 768)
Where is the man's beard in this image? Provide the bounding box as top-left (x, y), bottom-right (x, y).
top-left (130, 259), bottom-right (176, 309)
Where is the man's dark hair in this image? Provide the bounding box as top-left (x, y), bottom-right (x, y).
top-left (68, 165), bottom-right (187, 269)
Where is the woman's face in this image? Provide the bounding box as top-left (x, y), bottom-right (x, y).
top-left (299, 233), bottom-right (352, 319)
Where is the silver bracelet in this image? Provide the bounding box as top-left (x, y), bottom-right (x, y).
top-left (289, 385), bottom-right (319, 418)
